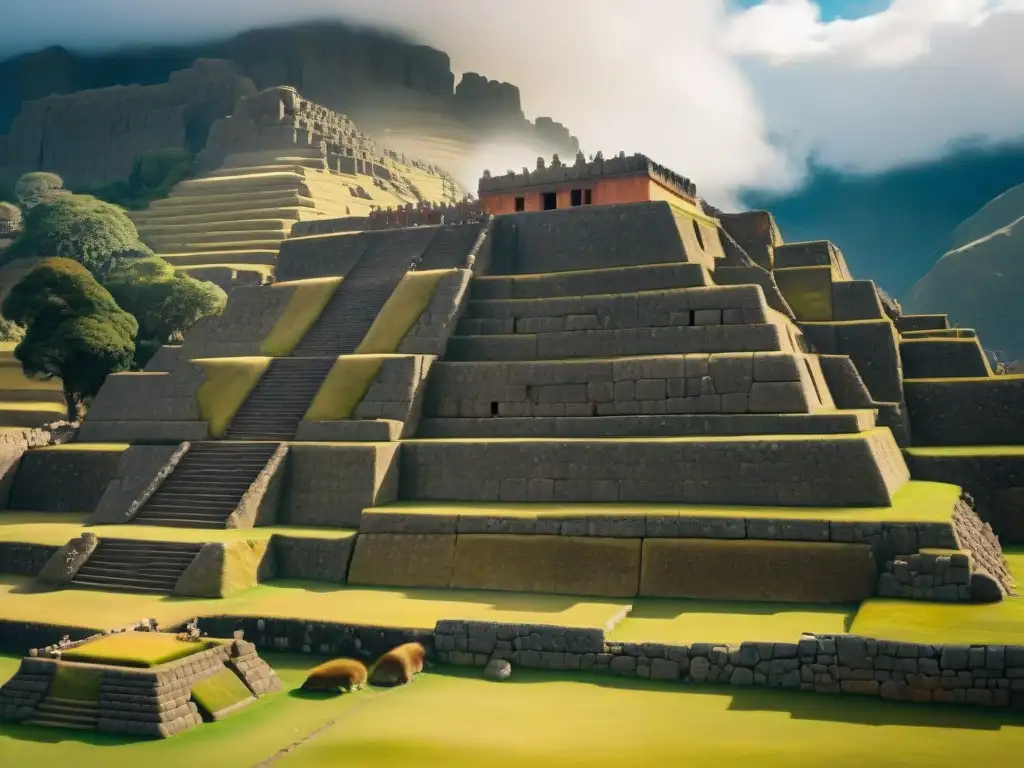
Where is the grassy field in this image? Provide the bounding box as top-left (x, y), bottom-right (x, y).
top-left (373, 480), bottom-right (961, 524)
top-left (907, 446), bottom-right (1024, 457)
top-left (0, 575), bottom-right (629, 633)
top-left (3, 655), bottom-right (1023, 767)
top-left (62, 632), bottom-right (217, 667)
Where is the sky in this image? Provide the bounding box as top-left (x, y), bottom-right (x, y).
top-left (2, 0), bottom-right (1024, 206)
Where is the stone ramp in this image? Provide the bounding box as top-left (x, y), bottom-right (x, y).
top-left (71, 540), bottom-right (204, 594)
top-left (225, 359), bottom-right (336, 441)
top-left (291, 227), bottom-right (437, 357)
top-left (133, 442), bottom-right (280, 528)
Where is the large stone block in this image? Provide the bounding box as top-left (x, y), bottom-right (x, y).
top-left (90, 444), bottom-right (185, 525)
top-left (8, 447), bottom-right (126, 513)
top-left (283, 444), bottom-right (400, 527)
top-left (900, 339), bottom-right (991, 380)
top-left (450, 535), bottom-right (641, 597)
top-left (273, 534), bottom-right (357, 583)
top-left (347, 533), bottom-right (456, 588)
top-left (639, 539), bottom-right (877, 603)
top-left (470, 263), bottom-right (710, 301)
top-left (905, 377), bottom-right (1024, 446)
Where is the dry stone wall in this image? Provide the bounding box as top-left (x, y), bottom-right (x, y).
top-left (398, 269), bottom-right (474, 357)
top-left (8, 449), bottom-right (125, 513)
top-left (425, 352), bottom-right (827, 420)
top-left (89, 444), bottom-right (188, 525)
top-left (0, 543), bottom-right (59, 576)
top-left (904, 377), bottom-right (1024, 446)
top-left (434, 621), bottom-right (1024, 710)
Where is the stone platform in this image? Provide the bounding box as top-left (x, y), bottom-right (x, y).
top-left (0, 628), bottom-right (280, 737)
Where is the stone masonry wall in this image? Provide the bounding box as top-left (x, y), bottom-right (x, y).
top-left (180, 284), bottom-right (295, 359)
top-left (487, 203), bottom-right (695, 276)
top-left (8, 449), bottom-right (126, 513)
top-left (0, 543), bottom-right (59, 576)
top-left (434, 621), bottom-right (1024, 710)
top-left (90, 444), bottom-right (187, 525)
top-left (398, 269), bottom-right (474, 357)
top-left (904, 377), bottom-right (1024, 447)
top-left (351, 356), bottom-right (435, 432)
top-left (424, 353), bottom-right (829, 419)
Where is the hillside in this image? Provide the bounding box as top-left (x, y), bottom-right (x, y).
top-left (905, 181), bottom-right (1024, 361)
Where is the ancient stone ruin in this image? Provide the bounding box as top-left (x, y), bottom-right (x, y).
top-left (2, 156), bottom-right (1022, 712)
top-left (0, 622), bottom-right (280, 737)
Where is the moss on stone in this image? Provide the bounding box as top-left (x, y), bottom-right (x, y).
top-left (303, 355), bottom-right (383, 421)
top-left (260, 277), bottom-right (342, 357)
top-left (62, 632), bottom-right (216, 668)
top-left (191, 667), bottom-right (254, 717)
top-left (356, 269), bottom-right (455, 354)
top-left (773, 266), bottom-right (834, 322)
top-left (47, 665), bottom-right (103, 702)
top-left (194, 357), bottom-right (270, 437)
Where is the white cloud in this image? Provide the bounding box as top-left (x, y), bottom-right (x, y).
top-left (723, 0), bottom-right (1024, 174)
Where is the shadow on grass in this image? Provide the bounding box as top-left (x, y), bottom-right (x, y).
top-left (1, 721), bottom-right (139, 747)
top-left (625, 598), bottom-right (857, 628)
top-left (436, 666), bottom-right (1024, 731)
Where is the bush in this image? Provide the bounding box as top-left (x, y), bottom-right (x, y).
top-left (0, 317), bottom-right (25, 342)
top-left (2, 193), bottom-right (151, 275)
top-left (2, 257), bottom-right (137, 417)
top-left (14, 172), bottom-right (65, 209)
top-left (0, 202), bottom-right (22, 235)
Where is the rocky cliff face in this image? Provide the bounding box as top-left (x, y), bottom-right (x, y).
top-left (0, 21), bottom-right (578, 186)
top-left (905, 182), bottom-right (1024, 361)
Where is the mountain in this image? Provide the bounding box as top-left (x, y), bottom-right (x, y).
top-left (0, 21), bottom-right (578, 186)
top-left (905, 182), bottom-right (1024, 362)
top-left (742, 142), bottom-right (1024, 299)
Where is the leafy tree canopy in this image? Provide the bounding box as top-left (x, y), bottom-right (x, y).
top-left (0, 202), bottom-right (22, 230)
top-left (2, 193), bottom-right (152, 274)
top-left (14, 172), bottom-right (65, 209)
top-left (2, 258), bottom-right (137, 418)
top-left (106, 256), bottom-right (227, 347)
top-left (79, 147), bottom-right (195, 210)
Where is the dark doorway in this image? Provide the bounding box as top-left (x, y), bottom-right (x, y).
top-left (514, 196), bottom-right (525, 212)
top-left (570, 189), bottom-right (583, 207)
top-left (542, 192), bottom-right (557, 210)
top-left (584, 189), bottom-right (593, 205)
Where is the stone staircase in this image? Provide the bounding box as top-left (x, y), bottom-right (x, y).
top-left (71, 540), bottom-right (203, 594)
top-left (133, 442), bottom-right (279, 527)
top-left (290, 227), bottom-right (437, 357)
top-left (225, 359), bottom-right (337, 441)
top-left (25, 697), bottom-right (100, 730)
top-left (415, 222), bottom-right (487, 271)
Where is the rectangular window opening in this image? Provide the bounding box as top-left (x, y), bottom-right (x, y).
top-left (570, 189), bottom-right (583, 207)
top-left (541, 192), bottom-right (557, 210)
top-left (514, 196), bottom-right (525, 212)
top-left (584, 189), bottom-right (593, 205)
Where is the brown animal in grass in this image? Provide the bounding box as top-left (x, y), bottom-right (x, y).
top-left (369, 642), bottom-right (426, 687)
top-left (301, 658), bottom-right (368, 693)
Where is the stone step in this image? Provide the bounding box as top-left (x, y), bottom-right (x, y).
top-left (400, 429), bottom-right (909, 507)
top-left (145, 230), bottom-right (289, 247)
top-left (148, 192), bottom-right (315, 212)
top-left (202, 164), bottom-right (306, 178)
top-left (77, 564), bottom-right (188, 579)
top-left (139, 218), bottom-right (296, 237)
top-left (470, 262), bottom-right (711, 300)
top-left (92, 540), bottom-right (202, 552)
top-left (24, 717), bottom-right (96, 730)
top-left (172, 172), bottom-right (305, 193)
top-left (417, 411), bottom-right (877, 439)
top-left (71, 578), bottom-right (178, 594)
top-left (159, 249), bottom-right (280, 266)
top-left (446, 324), bottom-right (789, 361)
top-left (133, 206), bottom-right (305, 227)
top-left (43, 697), bottom-right (100, 710)
top-left (132, 517), bottom-right (227, 529)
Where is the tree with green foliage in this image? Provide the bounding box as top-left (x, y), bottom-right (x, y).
top-left (14, 172), bottom-right (66, 209)
top-left (105, 256), bottom-right (226, 366)
top-left (1, 193), bottom-right (152, 274)
top-left (2, 258), bottom-right (137, 419)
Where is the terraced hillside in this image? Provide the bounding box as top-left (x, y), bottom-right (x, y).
top-left (131, 151), bottom-right (458, 290)
top-left (0, 342), bottom-right (66, 427)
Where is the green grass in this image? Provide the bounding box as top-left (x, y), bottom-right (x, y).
top-left (190, 667), bottom-right (254, 717)
top-left (0, 402), bottom-right (66, 413)
top-left (907, 446), bottom-right (1024, 458)
top-left (304, 355), bottom-right (384, 421)
top-left (32, 443), bottom-right (130, 452)
top-left (47, 665), bottom-right (103, 702)
top-left (773, 265), bottom-right (834, 322)
top-left (0, 575), bottom-right (629, 634)
top-left (194, 357), bottom-right (270, 437)
top-left (5, 655), bottom-right (1024, 767)
top-left (608, 599), bottom-right (853, 645)
top-left (371, 480), bottom-right (961, 525)
top-left (260, 277), bottom-right (342, 357)
top-left (61, 632), bottom-right (216, 668)
top-left (850, 550), bottom-right (1024, 645)
top-left (356, 269), bottom-right (455, 354)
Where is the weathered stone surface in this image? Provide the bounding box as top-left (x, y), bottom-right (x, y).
top-left (36, 533), bottom-right (97, 587)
